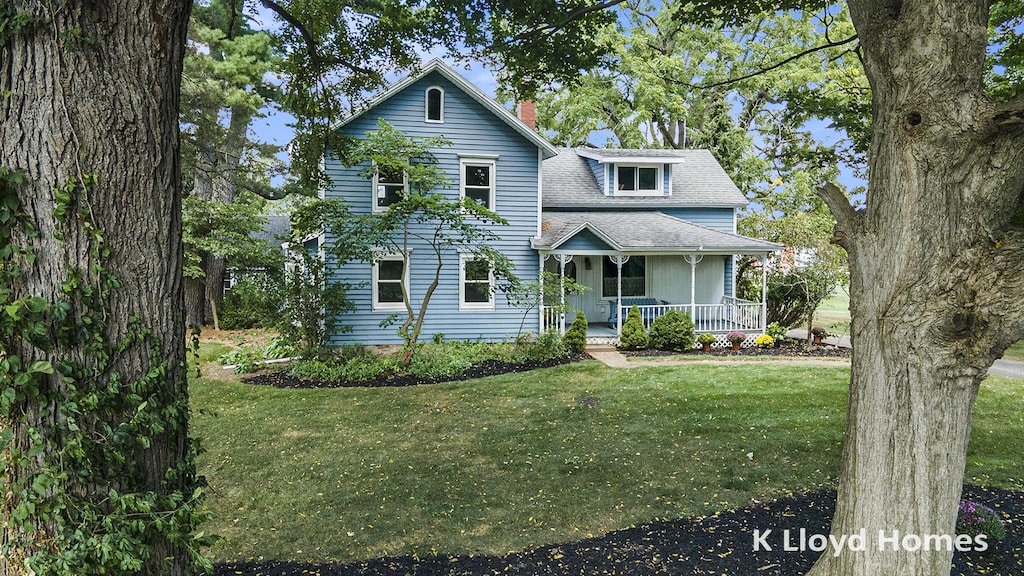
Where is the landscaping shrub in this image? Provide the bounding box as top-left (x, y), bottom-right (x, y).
top-left (220, 273), bottom-right (283, 330)
top-left (288, 349), bottom-right (400, 383)
top-left (563, 313), bottom-right (588, 354)
top-left (766, 321), bottom-right (787, 342)
top-left (409, 340), bottom-right (498, 378)
top-left (511, 330), bottom-right (567, 363)
top-left (618, 306), bottom-right (649, 350)
top-left (957, 500), bottom-right (1006, 542)
top-left (648, 309), bottom-right (696, 352)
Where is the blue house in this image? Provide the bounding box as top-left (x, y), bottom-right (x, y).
top-left (319, 60), bottom-right (780, 345)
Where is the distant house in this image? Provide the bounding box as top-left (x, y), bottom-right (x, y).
top-left (317, 60), bottom-right (780, 345)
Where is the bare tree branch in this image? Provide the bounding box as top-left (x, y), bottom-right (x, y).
top-left (677, 34), bottom-right (859, 91)
top-left (993, 96), bottom-right (1024, 127)
top-left (259, 0), bottom-right (376, 75)
top-left (818, 182), bottom-right (860, 248)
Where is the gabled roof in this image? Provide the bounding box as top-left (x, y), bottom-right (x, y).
top-left (532, 211), bottom-right (781, 254)
top-left (543, 148), bottom-right (749, 209)
top-left (332, 59), bottom-right (559, 159)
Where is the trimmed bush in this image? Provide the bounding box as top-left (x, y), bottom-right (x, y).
top-left (618, 306), bottom-right (649, 350)
top-left (648, 309), bottom-right (696, 352)
top-left (563, 313), bottom-right (588, 354)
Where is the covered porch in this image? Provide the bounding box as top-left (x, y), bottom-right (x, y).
top-left (531, 212), bottom-right (781, 344)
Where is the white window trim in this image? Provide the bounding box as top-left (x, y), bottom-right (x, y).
top-left (425, 85), bottom-right (444, 123)
top-left (601, 255), bottom-right (648, 299)
top-left (371, 162), bottom-right (409, 213)
top-left (613, 164), bottom-right (663, 196)
top-left (459, 157), bottom-right (497, 211)
top-left (372, 252), bottom-right (410, 311)
top-left (459, 254), bottom-right (495, 311)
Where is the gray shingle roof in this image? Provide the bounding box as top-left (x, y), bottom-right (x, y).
top-left (532, 211), bottom-right (781, 254)
top-left (542, 147), bottom-right (749, 208)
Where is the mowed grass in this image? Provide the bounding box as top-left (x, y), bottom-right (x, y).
top-left (190, 357), bottom-right (1023, 564)
top-left (813, 287), bottom-right (851, 336)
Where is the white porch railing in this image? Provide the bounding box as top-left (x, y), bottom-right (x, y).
top-left (541, 307), bottom-right (561, 334)
top-left (540, 297), bottom-right (765, 336)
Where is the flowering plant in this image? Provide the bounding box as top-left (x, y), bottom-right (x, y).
top-left (697, 333), bottom-right (718, 344)
top-left (811, 326), bottom-right (828, 337)
top-left (754, 334), bottom-right (775, 348)
top-left (726, 331), bottom-right (746, 343)
top-left (957, 500), bottom-right (1006, 542)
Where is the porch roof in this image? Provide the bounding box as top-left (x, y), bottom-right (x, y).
top-left (531, 211), bottom-right (782, 255)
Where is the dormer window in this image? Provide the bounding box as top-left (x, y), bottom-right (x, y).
top-left (425, 86), bottom-right (444, 123)
top-left (615, 164), bottom-right (661, 195)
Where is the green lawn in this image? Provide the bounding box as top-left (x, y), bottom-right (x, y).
top-left (1004, 340), bottom-right (1024, 362)
top-left (812, 286), bottom-right (851, 336)
top-left (191, 357), bottom-right (1022, 564)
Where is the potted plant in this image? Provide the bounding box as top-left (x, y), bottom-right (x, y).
top-left (811, 326), bottom-right (828, 345)
top-left (726, 331), bottom-right (746, 351)
top-left (697, 333), bottom-right (717, 352)
top-left (754, 334), bottom-right (775, 349)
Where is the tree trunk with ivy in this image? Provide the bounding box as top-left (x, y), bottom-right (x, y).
top-left (807, 1), bottom-right (1024, 575)
top-left (0, 2), bottom-right (202, 575)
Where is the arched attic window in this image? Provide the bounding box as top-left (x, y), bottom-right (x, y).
top-left (425, 86), bottom-right (444, 123)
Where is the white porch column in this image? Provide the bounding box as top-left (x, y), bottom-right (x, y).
top-left (539, 253), bottom-right (549, 334)
top-left (556, 254), bottom-right (573, 334)
top-left (609, 255), bottom-right (630, 334)
top-left (760, 255), bottom-right (768, 332)
top-left (684, 254), bottom-right (703, 321)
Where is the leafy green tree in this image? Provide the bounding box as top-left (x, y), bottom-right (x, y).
top-left (506, 270), bottom-right (590, 337)
top-left (180, 0), bottom-right (287, 329)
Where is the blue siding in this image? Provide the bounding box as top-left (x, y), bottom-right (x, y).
top-left (724, 256), bottom-right (734, 297)
top-left (660, 208), bottom-right (735, 233)
top-left (558, 228), bottom-right (614, 252)
top-left (323, 71), bottom-right (541, 344)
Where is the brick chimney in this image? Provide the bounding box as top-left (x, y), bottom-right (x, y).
top-left (517, 100), bottom-right (537, 130)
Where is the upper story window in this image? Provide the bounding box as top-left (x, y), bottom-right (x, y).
top-left (373, 163), bottom-right (407, 212)
top-left (460, 157), bottom-right (496, 210)
top-left (425, 86), bottom-right (444, 123)
top-left (615, 164), bottom-right (662, 195)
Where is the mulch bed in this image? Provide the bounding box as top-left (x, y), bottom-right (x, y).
top-left (211, 484), bottom-right (1024, 576)
top-left (623, 341), bottom-right (852, 359)
top-left (242, 354), bottom-right (592, 389)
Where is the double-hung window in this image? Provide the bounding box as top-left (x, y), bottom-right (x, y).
top-left (372, 254), bottom-right (407, 311)
top-left (373, 164), bottom-right (407, 211)
top-left (460, 255), bottom-right (494, 310)
top-left (615, 164), bottom-right (661, 195)
top-left (460, 157), bottom-right (496, 210)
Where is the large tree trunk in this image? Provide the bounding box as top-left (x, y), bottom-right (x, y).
top-left (809, 1), bottom-right (1024, 575)
top-left (0, 2), bottom-right (194, 575)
